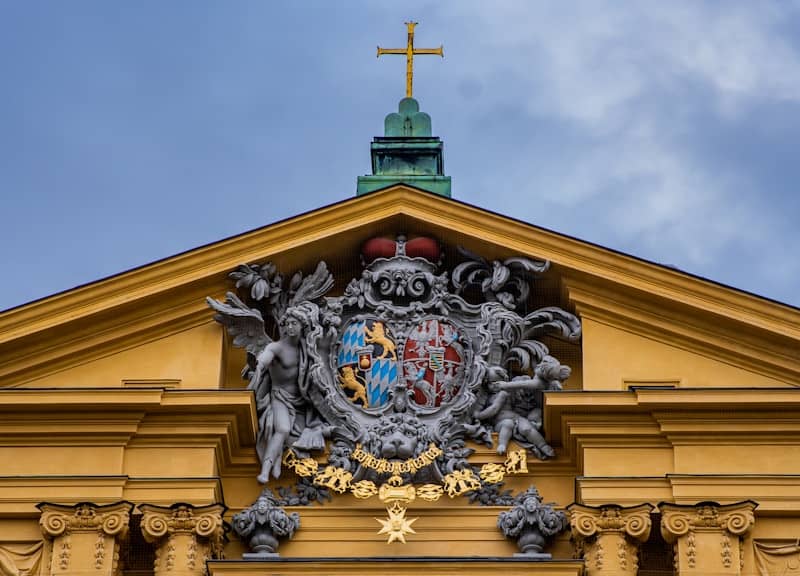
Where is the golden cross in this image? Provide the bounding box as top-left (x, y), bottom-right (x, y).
top-left (377, 22), bottom-right (443, 98)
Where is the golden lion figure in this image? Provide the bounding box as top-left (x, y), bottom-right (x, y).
top-left (339, 366), bottom-right (370, 407)
top-left (365, 322), bottom-right (397, 359)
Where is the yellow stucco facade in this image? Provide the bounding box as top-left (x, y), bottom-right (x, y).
top-left (0, 186), bottom-right (799, 575)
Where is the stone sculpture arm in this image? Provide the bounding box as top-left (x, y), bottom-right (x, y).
top-left (493, 377), bottom-right (544, 392)
top-left (473, 390), bottom-right (509, 421)
top-left (251, 344), bottom-right (276, 389)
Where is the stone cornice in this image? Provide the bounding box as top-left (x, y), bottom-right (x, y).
top-left (545, 388), bottom-right (800, 453)
top-left (543, 389), bottom-right (800, 489)
top-left (1, 186), bottom-right (797, 387)
top-left (576, 475), bottom-right (800, 512)
top-left (0, 388), bottom-right (257, 475)
top-left (0, 477), bottom-right (223, 515)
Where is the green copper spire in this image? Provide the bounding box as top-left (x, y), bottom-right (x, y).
top-left (357, 98), bottom-right (452, 197)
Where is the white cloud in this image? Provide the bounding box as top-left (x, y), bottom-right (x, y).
top-left (363, 1), bottom-right (800, 302)
top-left (408, 0), bottom-right (799, 268)
top-left (446, 1), bottom-right (800, 118)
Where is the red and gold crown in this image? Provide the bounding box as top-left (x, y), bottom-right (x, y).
top-left (362, 235), bottom-right (441, 265)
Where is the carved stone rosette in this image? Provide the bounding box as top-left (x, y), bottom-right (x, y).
top-left (659, 500), bottom-right (757, 576)
top-left (139, 503), bottom-right (226, 576)
top-left (567, 503), bottom-right (653, 576)
top-left (37, 501), bottom-right (133, 576)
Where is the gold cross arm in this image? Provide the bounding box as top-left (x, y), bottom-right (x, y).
top-left (377, 22), bottom-right (443, 98)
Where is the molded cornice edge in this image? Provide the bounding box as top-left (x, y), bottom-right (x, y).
top-left (1, 187), bottom-right (797, 386)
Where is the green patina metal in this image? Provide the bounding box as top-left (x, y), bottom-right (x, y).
top-left (357, 98), bottom-right (451, 197)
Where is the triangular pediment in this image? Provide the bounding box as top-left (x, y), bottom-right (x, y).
top-left (1, 184), bottom-right (798, 389)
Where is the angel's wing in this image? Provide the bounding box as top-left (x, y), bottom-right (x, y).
top-left (206, 292), bottom-right (271, 376)
top-left (289, 261), bottom-right (334, 305)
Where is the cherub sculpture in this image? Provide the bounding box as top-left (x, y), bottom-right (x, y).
top-left (473, 356), bottom-right (571, 459)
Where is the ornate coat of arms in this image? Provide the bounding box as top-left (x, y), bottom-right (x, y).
top-left (208, 234), bottom-right (580, 541)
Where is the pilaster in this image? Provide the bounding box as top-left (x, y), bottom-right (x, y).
top-left (659, 500), bottom-right (756, 576)
top-left (567, 503), bottom-right (653, 576)
top-left (140, 502), bottom-right (225, 576)
top-left (38, 501), bottom-right (133, 576)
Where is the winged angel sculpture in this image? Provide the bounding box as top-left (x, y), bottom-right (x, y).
top-left (208, 235), bottom-right (581, 486)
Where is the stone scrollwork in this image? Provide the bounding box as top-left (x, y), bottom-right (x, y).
top-left (37, 501), bottom-right (133, 576)
top-left (660, 501), bottom-right (756, 543)
top-left (139, 503), bottom-right (225, 576)
top-left (567, 503), bottom-right (653, 576)
top-left (38, 502), bottom-right (131, 539)
top-left (723, 507), bottom-right (756, 536)
top-left (208, 233), bottom-right (581, 543)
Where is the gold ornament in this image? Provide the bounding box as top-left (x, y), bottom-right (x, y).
top-left (313, 466), bottom-right (353, 493)
top-left (376, 22), bottom-right (444, 98)
top-left (351, 443), bottom-right (442, 476)
top-left (504, 449), bottom-right (528, 474)
top-left (350, 480), bottom-right (379, 499)
top-left (442, 469), bottom-right (482, 497)
top-left (378, 477), bottom-right (416, 506)
top-left (282, 450), bottom-right (319, 477)
top-left (376, 503), bottom-right (418, 544)
top-left (416, 484), bottom-right (444, 502)
top-left (479, 462), bottom-right (506, 484)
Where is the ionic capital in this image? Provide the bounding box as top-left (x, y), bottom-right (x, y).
top-left (568, 503), bottom-right (653, 543)
top-left (660, 500), bottom-right (756, 543)
top-left (140, 503), bottom-right (226, 575)
top-left (567, 503), bottom-right (654, 576)
top-left (659, 500), bottom-right (757, 575)
top-left (38, 501), bottom-right (133, 539)
top-left (140, 503), bottom-right (225, 543)
top-left (37, 501), bottom-right (133, 575)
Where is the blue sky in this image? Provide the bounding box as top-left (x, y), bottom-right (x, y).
top-left (2, 1), bottom-right (800, 311)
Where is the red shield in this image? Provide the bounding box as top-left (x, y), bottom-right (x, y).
top-left (402, 319), bottom-right (465, 408)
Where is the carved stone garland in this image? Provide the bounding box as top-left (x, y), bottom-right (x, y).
top-left (568, 503), bottom-right (653, 576)
top-left (38, 501), bottom-right (133, 576)
top-left (139, 503), bottom-right (225, 576)
top-left (659, 500), bottom-right (756, 576)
